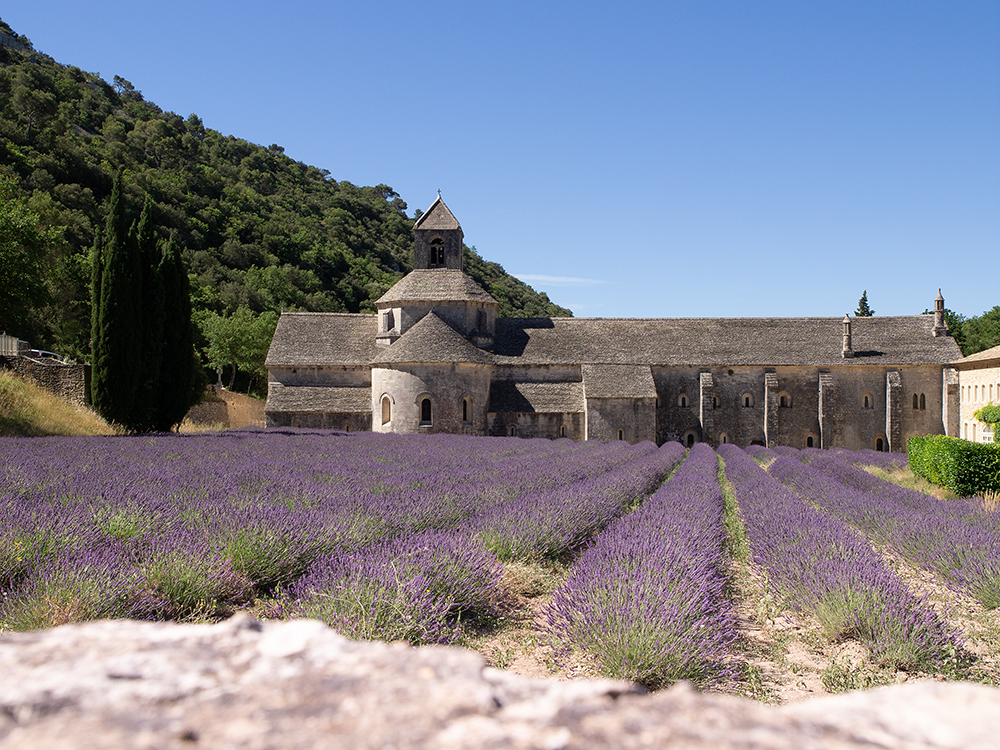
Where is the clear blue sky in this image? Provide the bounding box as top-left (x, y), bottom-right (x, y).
top-left (4, 2), bottom-right (998, 319)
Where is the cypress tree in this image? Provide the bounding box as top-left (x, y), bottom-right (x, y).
top-left (155, 235), bottom-right (197, 431)
top-left (88, 225), bottom-right (102, 371)
top-left (855, 290), bottom-right (875, 317)
top-left (91, 169), bottom-right (141, 427)
top-left (132, 195), bottom-right (164, 431)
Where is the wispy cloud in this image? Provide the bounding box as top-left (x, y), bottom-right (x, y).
top-left (515, 274), bottom-right (607, 287)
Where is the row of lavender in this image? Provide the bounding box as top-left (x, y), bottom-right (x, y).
top-left (1, 432), bottom-right (986, 684)
top-left (287, 439), bottom-right (687, 643)
top-left (718, 445), bottom-right (958, 670)
top-left (0, 430), bottom-right (681, 634)
top-left (546, 443), bottom-right (735, 688)
top-left (759, 447), bottom-right (1000, 609)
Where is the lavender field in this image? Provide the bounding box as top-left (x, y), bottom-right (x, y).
top-left (1, 429), bottom-right (997, 698)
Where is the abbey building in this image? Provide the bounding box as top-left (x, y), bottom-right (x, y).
top-left (265, 196), bottom-right (962, 450)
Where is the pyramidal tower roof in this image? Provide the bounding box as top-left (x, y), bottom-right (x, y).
top-left (414, 194), bottom-right (460, 231)
top-left (370, 312), bottom-right (492, 365)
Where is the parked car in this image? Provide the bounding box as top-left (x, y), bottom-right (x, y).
top-left (26, 349), bottom-right (65, 362)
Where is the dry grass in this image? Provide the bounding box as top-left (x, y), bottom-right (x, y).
top-left (176, 417), bottom-right (227, 433)
top-left (460, 560), bottom-right (603, 681)
top-left (0, 372), bottom-right (116, 436)
top-left (978, 491), bottom-right (1000, 513)
top-left (862, 465), bottom-right (959, 501)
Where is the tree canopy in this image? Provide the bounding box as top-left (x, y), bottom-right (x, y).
top-left (0, 17), bottom-right (570, 390)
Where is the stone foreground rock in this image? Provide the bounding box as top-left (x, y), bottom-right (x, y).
top-left (0, 615), bottom-right (997, 749)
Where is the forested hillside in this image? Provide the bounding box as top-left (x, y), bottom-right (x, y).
top-left (0, 18), bottom-right (570, 374)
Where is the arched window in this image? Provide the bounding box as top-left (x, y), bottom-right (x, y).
top-left (508, 423), bottom-right (517, 437)
top-left (559, 425), bottom-right (567, 438)
top-left (742, 393), bottom-right (754, 408)
top-left (806, 435), bottom-right (814, 448)
top-left (462, 396), bottom-right (472, 424)
top-left (875, 435), bottom-right (886, 452)
top-left (429, 237), bottom-right (445, 266)
top-left (920, 393), bottom-right (926, 410)
top-left (712, 395), bottom-right (720, 409)
top-left (618, 429), bottom-right (625, 440)
top-left (381, 396), bottom-right (391, 425)
top-left (344, 423), bottom-right (350, 432)
top-left (719, 433), bottom-right (730, 444)
top-left (684, 431), bottom-right (697, 447)
top-left (678, 394), bottom-right (689, 408)
top-left (778, 392), bottom-right (792, 408)
top-left (862, 393), bottom-right (873, 409)
top-left (913, 393), bottom-right (919, 410)
top-left (420, 398), bottom-right (432, 425)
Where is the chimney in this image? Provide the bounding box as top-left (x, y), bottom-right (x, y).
top-left (842, 314), bottom-right (854, 358)
top-left (932, 289), bottom-right (949, 337)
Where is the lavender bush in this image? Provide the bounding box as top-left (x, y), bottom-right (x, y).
top-left (471, 441), bottom-right (685, 561)
top-left (547, 443), bottom-right (737, 688)
top-left (0, 430), bottom-right (665, 638)
top-left (0, 542), bottom-right (143, 630)
top-left (773, 454), bottom-right (1000, 608)
top-left (288, 531), bottom-right (502, 645)
top-left (718, 444), bottom-right (958, 669)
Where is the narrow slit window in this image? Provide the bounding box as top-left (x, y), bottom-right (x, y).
top-left (920, 393), bottom-right (926, 410)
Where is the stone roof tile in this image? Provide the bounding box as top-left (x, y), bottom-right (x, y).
top-left (488, 381), bottom-right (584, 413)
top-left (582, 364), bottom-right (657, 398)
top-left (413, 195), bottom-right (460, 230)
top-left (265, 313), bottom-right (376, 367)
top-left (266, 383), bottom-right (370, 414)
top-left (370, 312), bottom-right (493, 366)
top-left (376, 269), bottom-right (498, 306)
top-left (954, 344), bottom-right (1000, 366)
top-left (492, 315), bottom-right (962, 367)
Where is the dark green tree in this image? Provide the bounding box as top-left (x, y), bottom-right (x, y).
top-left (855, 290), bottom-right (875, 317)
top-left (91, 170), bottom-right (141, 426)
top-left (155, 235), bottom-right (199, 430)
top-left (132, 195), bottom-right (164, 431)
top-left (0, 174), bottom-right (58, 333)
top-left (962, 306), bottom-right (1000, 356)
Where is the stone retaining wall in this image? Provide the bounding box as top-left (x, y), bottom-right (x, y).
top-left (0, 356), bottom-right (89, 405)
top-left (186, 385), bottom-right (265, 429)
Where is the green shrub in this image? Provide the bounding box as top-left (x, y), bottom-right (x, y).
top-left (908, 435), bottom-right (1000, 497)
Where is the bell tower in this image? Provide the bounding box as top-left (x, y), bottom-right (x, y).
top-left (414, 193), bottom-right (464, 270)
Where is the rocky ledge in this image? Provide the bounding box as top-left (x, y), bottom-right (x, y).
top-left (0, 615), bottom-right (997, 749)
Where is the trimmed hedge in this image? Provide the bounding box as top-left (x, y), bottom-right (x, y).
top-left (908, 435), bottom-right (1000, 497)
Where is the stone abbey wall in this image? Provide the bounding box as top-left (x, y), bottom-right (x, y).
top-left (268, 362), bottom-right (956, 449)
top-left (372, 363), bottom-right (491, 435)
